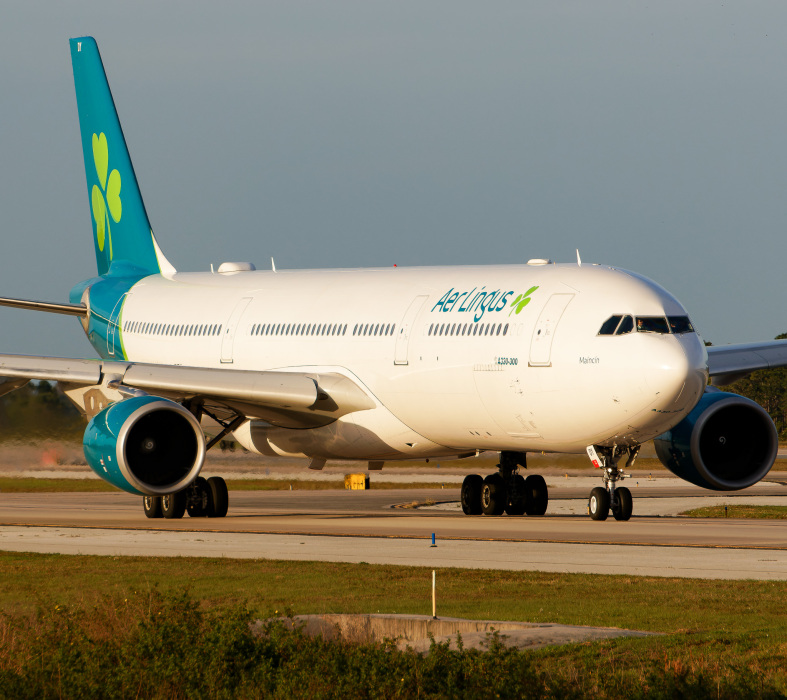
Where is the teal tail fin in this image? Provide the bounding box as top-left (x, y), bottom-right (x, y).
top-left (70, 37), bottom-right (174, 277)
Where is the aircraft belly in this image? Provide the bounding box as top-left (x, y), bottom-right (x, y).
top-left (379, 364), bottom-right (508, 448)
top-left (233, 406), bottom-right (450, 460)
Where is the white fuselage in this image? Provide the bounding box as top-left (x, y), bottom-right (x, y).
top-left (113, 262), bottom-right (709, 461)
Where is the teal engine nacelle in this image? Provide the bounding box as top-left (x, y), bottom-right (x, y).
top-left (654, 388), bottom-right (777, 491)
top-left (84, 396), bottom-right (206, 496)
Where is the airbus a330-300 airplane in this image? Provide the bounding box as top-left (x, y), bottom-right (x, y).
top-left (1, 37), bottom-right (786, 522)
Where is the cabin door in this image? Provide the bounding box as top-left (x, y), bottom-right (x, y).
top-left (221, 297), bottom-right (252, 363)
top-left (394, 295), bottom-right (428, 365)
top-left (107, 293), bottom-right (128, 357)
top-left (528, 293), bottom-right (574, 367)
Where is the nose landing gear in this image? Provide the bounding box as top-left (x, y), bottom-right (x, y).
top-left (461, 451), bottom-right (549, 516)
top-left (586, 444), bottom-right (638, 521)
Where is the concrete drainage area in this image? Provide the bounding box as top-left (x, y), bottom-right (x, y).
top-left (257, 614), bottom-right (656, 653)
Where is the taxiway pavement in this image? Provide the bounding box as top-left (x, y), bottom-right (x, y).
top-left (1, 480), bottom-right (786, 579)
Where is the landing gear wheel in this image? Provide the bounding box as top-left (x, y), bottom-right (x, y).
top-left (481, 473), bottom-right (506, 516)
top-left (612, 486), bottom-right (633, 521)
top-left (187, 477), bottom-right (211, 517)
top-left (589, 487), bottom-right (609, 521)
top-left (505, 474), bottom-right (527, 516)
top-left (143, 496), bottom-right (162, 519)
top-left (461, 474), bottom-right (483, 515)
top-left (162, 491), bottom-right (187, 519)
top-left (207, 476), bottom-right (229, 518)
top-left (524, 474), bottom-right (548, 516)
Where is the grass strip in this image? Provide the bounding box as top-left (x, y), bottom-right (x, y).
top-left (0, 553), bottom-right (786, 697)
top-left (0, 477), bottom-right (116, 493)
top-left (681, 504), bottom-right (787, 519)
top-left (3, 551), bottom-right (785, 633)
top-left (0, 477), bottom-right (457, 493)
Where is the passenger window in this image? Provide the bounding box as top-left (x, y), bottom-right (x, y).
top-left (636, 316), bottom-right (669, 334)
top-left (598, 315), bottom-right (622, 336)
top-left (668, 316), bottom-right (694, 334)
top-left (503, 323), bottom-right (509, 336)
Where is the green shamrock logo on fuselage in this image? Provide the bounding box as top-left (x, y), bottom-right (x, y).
top-left (90, 132), bottom-right (122, 259)
top-left (509, 286), bottom-right (539, 315)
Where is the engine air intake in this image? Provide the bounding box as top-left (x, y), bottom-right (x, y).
top-left (654, 390), bottom-right (777, 491)
top-left (84, 396), bottom-right (206, 496)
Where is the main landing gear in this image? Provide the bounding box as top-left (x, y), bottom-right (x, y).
top-left (143, 476), bottom-right (229, 520)
top-left (141, 400), bottom-right (244, 519)
top-left (461, 451), bottom-right (548, 516)
top-left (586, 444), bottom-right (638, 521)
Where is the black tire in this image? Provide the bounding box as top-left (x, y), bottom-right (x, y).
top-left (589, 487), bottom-right (610, 521)
top-left (481, 473), bottom-right (506, 516)
top-left (161, 491), bottom-right (187, 519)
top-left (612, 487), bottom-right (633, 521)
top-left (461, 474), bottom-right (483, 515)
top-left (207, 476), bottom-right (229, 518)
top-left (143, 495), bottom-right (162, 519)
top-left (505, 474), bottom-right (527, 516)
top-left (187, 477), bottom-right (210, 517)
top-left (524, 474), bottom-right (548, 516)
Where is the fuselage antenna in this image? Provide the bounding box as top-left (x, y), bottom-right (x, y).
top-left (271, 257), bottom-right (277, 272)
top-left (576, 249), bottom-right (582, 267)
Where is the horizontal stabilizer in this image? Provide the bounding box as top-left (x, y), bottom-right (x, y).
top-left (0, 296), bottom-right (87, 317)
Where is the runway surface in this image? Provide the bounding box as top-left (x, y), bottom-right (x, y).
top-left (2, 479), bottom-right (787, 579)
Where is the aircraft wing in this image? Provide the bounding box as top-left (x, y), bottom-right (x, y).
top-left (0, 354), bottom-right (375, 429)
top-left (707, 340), bottom-right (787, 385)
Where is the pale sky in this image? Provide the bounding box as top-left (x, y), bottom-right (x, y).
top-left (1, 1), bottom-right (786, 357)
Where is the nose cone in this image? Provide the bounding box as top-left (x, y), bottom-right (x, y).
top-left (647, 335), bottom-right (708, 415)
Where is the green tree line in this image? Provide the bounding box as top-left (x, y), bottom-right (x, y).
top-left (0, 380), bottom-right (84, 442)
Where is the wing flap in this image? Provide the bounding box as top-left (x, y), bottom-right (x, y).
top-left (123, 364), bottom-right (318, 409)
top-left (0, 354), bottom-right (375, 428)
top-left (0, 355), bottom-right (101, 384)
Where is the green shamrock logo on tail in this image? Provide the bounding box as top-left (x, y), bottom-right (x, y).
top-left (91, 133), bottom-right (122, 259)
top-left (509, 286), bottom-right (539, 315)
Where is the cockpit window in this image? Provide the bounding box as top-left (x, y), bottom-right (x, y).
top-left (598, 315), bottom-right (622, 335)
top-left (636, 316), bottom-right (670, 334)
top-left (616, 315), bottom-right (634, 335)
top-left (668, 316), bottom-right (694, 334)
top-left (598, 315), bottom-right (634, 336)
